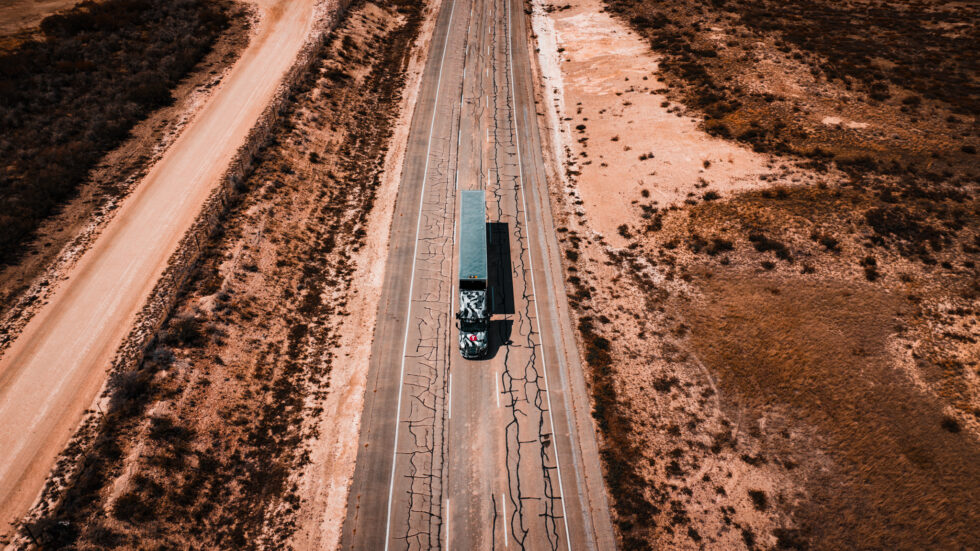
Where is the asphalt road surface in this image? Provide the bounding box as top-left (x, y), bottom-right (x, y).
top-left (341, 0), bottom-right (615, 548)
top-left (0, 0), bottom-right (317, 537)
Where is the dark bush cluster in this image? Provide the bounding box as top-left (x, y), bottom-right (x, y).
top-left (865, 206), bottom-right (944, 251)
top-left (748, 232), bottom-right (792, 261)
top-left (735, 2), bottom-right (978, 115)
top-left (612, 0), bottom-right (979, 115)
top-left (0, 0), bottom-right (233, 265)
top-left (859, 255), bottom-right (880, 281)
top-left (810, 232), bottom-right (841, 252)
top-left (706, 237), bottom-right (734, 256)
top-left (748, 489), bottom-right (768, 511)
top-left (941, 416), bottom-right (961, 433)
top-left (579, 315), bottom-right (660, 550)
top-left (579, 316), bottom-right (615, 431)
top-left (161, 315), bottom-right (207, 348)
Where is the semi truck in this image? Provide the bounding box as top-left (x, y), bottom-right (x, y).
top-left (456, 190), bottom-right (490, 359)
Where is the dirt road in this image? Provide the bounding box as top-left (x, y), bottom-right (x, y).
top-left (339, 0), bottom-right (614, 548)
top-left (0, 0), bottom-right (319, 537)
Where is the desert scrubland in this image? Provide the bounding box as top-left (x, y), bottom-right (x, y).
top-left (531, 0), bottom-right (979, 548)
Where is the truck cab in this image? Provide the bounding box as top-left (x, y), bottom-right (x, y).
top-left (457, 282), bottom-right (488, 358)
top-left (456, 190), bottom-right (490, 359)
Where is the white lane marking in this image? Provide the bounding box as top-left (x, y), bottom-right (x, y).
top-left (448, 373), bottom-right (453, 419)
top-left (383, 0), bottom-right (458, 547)
top-left (502, 493), bottom-right (508, 546)
top-left (495, 371), bottom-right (501, 407)
top-left (505, 0), bottom-right (572, 547)
top-left (452, 218), bottom-right (457, 244)
top-left (446, 499), bottom-right (451, 551)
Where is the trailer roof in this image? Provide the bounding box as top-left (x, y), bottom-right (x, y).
top-left (459, 190), bottom-right (487, 282)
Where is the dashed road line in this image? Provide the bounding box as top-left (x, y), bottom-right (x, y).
top-left (502, 492), bottom-right (509, 546)
top-left (495, 371), bottom-right (501, 407)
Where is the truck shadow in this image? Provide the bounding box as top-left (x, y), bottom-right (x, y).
top-left (486, 222), bottom-right (514, 360)
top-left (488, 222), bottom-right (514, 315)
top-left (486, 319), bottom-right (514, 360)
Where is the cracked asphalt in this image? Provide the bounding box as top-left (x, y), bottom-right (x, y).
top-left (340, 0), bottom-right (615, 549)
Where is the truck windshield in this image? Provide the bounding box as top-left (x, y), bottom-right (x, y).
top-left (459, 319), bottom-right (487, 333)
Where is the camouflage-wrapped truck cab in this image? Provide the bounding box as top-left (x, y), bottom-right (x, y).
top-left (456, 190), bottom-right (490, 359)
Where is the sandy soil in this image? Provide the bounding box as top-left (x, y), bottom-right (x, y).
top-left (0, 0), bottom-right (320, 541)
top-left (532, 1), bottom-right (796, 547)
top-left (8, 0), bottom-right (427, 547)
top-left (531, 0), bottom-right (980, 549)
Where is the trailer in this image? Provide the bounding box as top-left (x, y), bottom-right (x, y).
top-left (456, 190), bottom-right (489, 358)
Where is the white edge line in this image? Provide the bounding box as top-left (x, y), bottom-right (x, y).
top-left (446, 498), bottom-right (451, 550)
top-left (383, 0), bottom-right (459, 547)
top-left (448, 373), bottom-right (453, 419)
top-left (506, 0), bottom-right (572, 548)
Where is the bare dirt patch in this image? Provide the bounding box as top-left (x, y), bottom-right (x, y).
top-left (531, 0), bottom-right (980, 549)
top-left (535, 0), bottom-right (767, 247)
top-left (12, 0), bottom-right (423, 547)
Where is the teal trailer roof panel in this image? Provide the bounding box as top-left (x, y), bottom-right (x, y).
top-left (459, 190), bottom-right (487, 282)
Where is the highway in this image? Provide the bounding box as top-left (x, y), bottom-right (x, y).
top-left (340, 0), bottom-right (615, 548)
